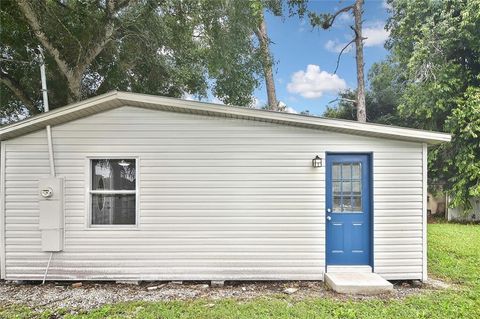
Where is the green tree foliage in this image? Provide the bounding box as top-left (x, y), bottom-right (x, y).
top-left (387, 0), bottom-right (480, 210)
top-left (327, 0), bottom-right (480, 209)
top-left (0, 0), bottom-right (263, 122)
top-left (386, 0), bottom-right (480, 129)
top-left (324, 60), bottom-right (404, 124)
top-left (437, 87), bottom-right (480, 208)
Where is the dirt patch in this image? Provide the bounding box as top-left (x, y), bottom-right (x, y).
top-left (0, 278), bottom-right (449, 313)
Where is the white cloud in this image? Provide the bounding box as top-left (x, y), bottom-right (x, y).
top-left (285, 106), bottom-right (298, 114)
top-left (182, 93), bottom-right (197, 101)
top-left (325, 21), bottom-right (390, 53)
top-left (276, 101), bottom-right (298, 114)
top-left (382, 0), bottom-right (393, 10)
top-left (325, 39), bottom-right (354, 53)
top-left (210, 96), bottom-right (225, 105)
top-left (251, 97), bottom-right (264, 108)
top-left (363, 22), bottom-right (390, 47)
top-left (288, 96), bottom-right (298, 103)
top-left (337, 12), bottom-right (353, 24)
top-left (287, 64), bottom-right (347, 99)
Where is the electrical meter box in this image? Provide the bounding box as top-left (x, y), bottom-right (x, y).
top-left (38, 177), bottom-right (64, 252)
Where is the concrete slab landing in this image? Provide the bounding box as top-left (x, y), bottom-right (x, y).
top-left (325, 272), bottom-right (393, 295)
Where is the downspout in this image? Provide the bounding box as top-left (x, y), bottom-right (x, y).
top-left (38, 47), bottom-right (55, 284)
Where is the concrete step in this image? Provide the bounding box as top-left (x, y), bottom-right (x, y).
top-left (327, 265), bottom-right (372, 273)
top-left (325, 272), bottom-right (393, 295)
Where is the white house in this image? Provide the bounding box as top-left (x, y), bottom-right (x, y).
top-left (0, 91), bottom-right (451, 283)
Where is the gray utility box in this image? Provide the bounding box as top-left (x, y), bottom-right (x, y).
top-left (38, 177), bottom-right (64, 252)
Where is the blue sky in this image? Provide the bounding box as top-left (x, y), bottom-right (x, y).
top-left (253, 0), bottom-right (391, 115)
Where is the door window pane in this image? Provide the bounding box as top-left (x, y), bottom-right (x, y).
top-left (352, 181), bottom-right (361, 195)
top-left (333, 181), bottom-right (341, 195)
top-left (332, 162), bottom-right (362, 212)
top-left (352, 164), bottom-right (361, 179)
top-left (342, 197), bottom-right (352, 211)
top-left (352, 196), bottom-right (362, 211)
top-left (342, 163), bottom-right (351, 179)
top-left (341, 180), bottom-right (352, 193)
top-left (332, 164), bottom-right (341, 179)
top-left (333, 196), bottom-right (342, 211)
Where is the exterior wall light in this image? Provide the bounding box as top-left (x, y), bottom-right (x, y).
top-left (312, 155), bottom-right (323, 168)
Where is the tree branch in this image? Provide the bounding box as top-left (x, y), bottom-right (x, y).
top-left (17, 0), bottom-right (73, 80)
top-left (334, 38), bottom-right (355, 74)
top-left (42, 2), bottom-right (84, 61)
top-left (349, 25), bottom-right (367, 42)
top-left (324, 5), bottom-right (354, 29)
top-left (79, 0), bottom-right (135, 78)
top-left (79, 22), bottom-right (117, 76)
top-left (0, 70), bottom-right (39, 114)
top-left (18, 0), bottom-right (135, 102)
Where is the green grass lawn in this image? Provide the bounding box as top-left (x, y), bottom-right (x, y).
top-left (2, 223), bottom-right (480, 319)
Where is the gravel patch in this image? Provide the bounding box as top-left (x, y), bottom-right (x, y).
top-left (0, 278), bottom-right (449, 313)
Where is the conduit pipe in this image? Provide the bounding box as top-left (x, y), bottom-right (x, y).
top-left (38, 46), bottom-right (55, 284)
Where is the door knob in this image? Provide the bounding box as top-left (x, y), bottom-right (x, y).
top-left (326, 216), bottom-right (332, 221)
top-left (327, 208), bottom-right (331, 213)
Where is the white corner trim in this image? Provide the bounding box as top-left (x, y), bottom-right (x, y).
top-left (0, 141), bottom-right (6, 279)
top-left (422, 143), bottom-right (428, 281)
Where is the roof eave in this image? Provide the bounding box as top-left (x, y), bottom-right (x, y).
top-left (116, 91), bottom-right (452, 145)
top-left (0, 91), bottom-right (452, 144)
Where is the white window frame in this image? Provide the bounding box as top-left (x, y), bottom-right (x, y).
top-left (85, 155), bottom-right (139, 229)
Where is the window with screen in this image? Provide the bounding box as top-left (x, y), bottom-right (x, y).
top-left (332, 162), bottom-right (362, 212)
top-left (90, 159), bottom-right (136, 226)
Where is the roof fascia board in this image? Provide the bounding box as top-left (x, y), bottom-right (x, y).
top-left (1, 91), bottom-right (451, 144)
top-left (0, 91), bottom-right (120, 140)
top-left (117, 92), bottom-right (452, 144)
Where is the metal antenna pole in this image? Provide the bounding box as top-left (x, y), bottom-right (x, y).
top-left (37, 46), bottom-right (55, 176)
top-left (38, 46), bottom-right (49, 112)
top-left (37, 46), bottom-right (57, 283)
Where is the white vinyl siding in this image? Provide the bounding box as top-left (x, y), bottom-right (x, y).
top-left (1, 106), bottom-right (425, 281)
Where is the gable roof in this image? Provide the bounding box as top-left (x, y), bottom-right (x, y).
top-left (0, 91), bottom-right (451, 144)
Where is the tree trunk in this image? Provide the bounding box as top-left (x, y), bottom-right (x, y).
top-left (17, 0), bottom-right (122, 104)
top-left (67, 73), bottom-right (83, 103)
top-left (0, 72), bottom-right (38, 115)
top-left (255, 10), bottom-right (278, 111)
top-left (353, 0), bottom-right (366, 122)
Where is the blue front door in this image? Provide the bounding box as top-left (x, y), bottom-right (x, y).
top-left (326, 154), bottom-right (371, 266)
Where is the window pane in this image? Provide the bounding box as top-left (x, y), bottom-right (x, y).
top-left (352, 181), bottom-right (361, 195)
top-left (332, 163), bottom-right (341, 180)
top-left (331, 161), bottom-right (363, 213)
top-left (342, 180), bottom-right (352, 193)
top-left (333, 196), bottom-right (342, 211)
top-left (91, 194), bottom-right (136, 225)
top-left (342, 163), bottom-right (351, 179)
top-left (352, 163), bottom-right (361, 180)
top-left (92, 159), bottom-right (136, 190)
top-left (333, 181), bottom-right (341, 195)
top-left (352, 196), bottom-right (362, 211)
top-left (342, 197), bottom-right (352, 211)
